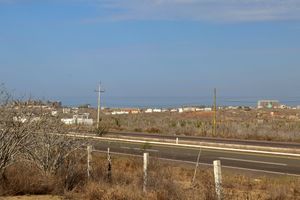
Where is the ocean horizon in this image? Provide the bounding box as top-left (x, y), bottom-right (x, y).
top-left (56, 96), bottom-right (269, 108)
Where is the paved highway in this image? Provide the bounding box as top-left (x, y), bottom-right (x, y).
top-left (108, 131), bottom-right (300, 149)
top-left (90, 139), bottom-right (300, 176)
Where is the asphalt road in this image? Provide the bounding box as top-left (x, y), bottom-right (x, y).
top-left (90, 139), bottom-right (300, 176)
top-left (108, 131), bottom-right (300, 149)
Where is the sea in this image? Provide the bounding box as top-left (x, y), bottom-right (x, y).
top-left (59, 96), bottom-right (262, 108)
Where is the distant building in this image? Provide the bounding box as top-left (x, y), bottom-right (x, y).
top-left (183, 107), bottom-right (197, 112)
top-left (61, 113), bottom-right (93, 125)
top-left (112, 111), bottom-right (129, 115)
top-left (145, 108), bottom-right (153, 113)
top-left (257, 100), bottom-right (280, 109)
top-left (204, 107), bottom-right (212, 112)
top-left (63, 108), bottom-right (71, 114)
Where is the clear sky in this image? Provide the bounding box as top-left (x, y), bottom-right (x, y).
top-left (0, 0), bottom-right (300, 106)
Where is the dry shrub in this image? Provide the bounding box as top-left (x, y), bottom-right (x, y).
top-left (0, 151), bottom-right (88, 196)
top-left (147, 159), bottom-right (184, 200)
top-left (79, 182), bottom-right (143, 200)
top-left (268, 185), bottom-right (289, 200)
top-left (57, 151), bottom-right (87, 191)
top-left (192, 169), bottom-right (217, 200)
top-left (146, 127), bottom-right (161, 133)
top-left (84, 182), bottom-right (105, 200)
top-left (0, 162), bottom-right (56, 196)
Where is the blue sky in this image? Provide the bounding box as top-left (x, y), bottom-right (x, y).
top-left (0, 0), bottom-right (300, 106)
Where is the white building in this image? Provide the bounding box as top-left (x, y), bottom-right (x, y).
top-left (145, 108), bottom-right (153, 113)
top-left (112, 111), bottom-right (129, 115)
top-left (183, 107), bottom-right (197, 112)
top-left (63, 108), bottom-right (71, 114)
top-left (203, 107), bottom-right (212, 111)
top-left (61, 113), bottom-right (93, 126)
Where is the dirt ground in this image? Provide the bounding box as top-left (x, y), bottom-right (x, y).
top-left (0, 196), bottom-right (62, 200)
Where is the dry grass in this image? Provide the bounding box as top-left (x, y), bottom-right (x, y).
top-left (76, 109), bottom-right (300, 142)
top-left (0, 196), bottom-right (62, 200)
top-left (0, 152), bottom-right (299, 200)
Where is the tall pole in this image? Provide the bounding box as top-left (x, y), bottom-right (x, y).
top-left (95, 82), bottom-right (104, 129)
top-left (97, 83), bottom-right (101, 129)
top-left (213, 88), bottom-right (217, 136)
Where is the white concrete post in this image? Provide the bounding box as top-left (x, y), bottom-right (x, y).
top-left (87, 145), bottom-right (92, 179)
top-left (213, 160), bottom-right (222, 200)
top-left (176, 137), bottom-right (179, 144)
top-left (143, 152), bottom-right (149, 192)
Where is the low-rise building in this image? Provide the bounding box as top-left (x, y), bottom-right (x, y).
top-left (112, 111), bottom-right (129, 115)
top-left (61, 113), bottom-right (93, 125)
top-left (145, 108), bottom-right (153, 113)
top-left (153, 108), bottom-right (162, 113)
top-left (258, 100), bottom-right (280, 109)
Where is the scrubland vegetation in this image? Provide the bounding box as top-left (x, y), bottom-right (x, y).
top-left (0, 153), bottom-right (299, 200)
top-left (85, 109), bottom-right (300, 142)
top-left (1, 85), bottom-right (300, 200)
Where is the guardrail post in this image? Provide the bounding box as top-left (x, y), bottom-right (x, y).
top-left (87, 145), bottom-right (93, 179)
top-left (213, 160), bottom-right (222, 200)
top-left (143, 152), bottom-right (149, 192)
top-left (176, 137), bottom-right (179, 144)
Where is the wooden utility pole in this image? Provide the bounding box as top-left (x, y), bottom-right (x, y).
top-left (95, 82), bottom-right (105, 129)
top-left (213, 88), bottom-right (217, 136)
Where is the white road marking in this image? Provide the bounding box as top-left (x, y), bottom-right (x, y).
top-left (121, 146), bottom-right (159, 152)
top-left (60, 133), bottom-right (300, 157)
top-left (146, 149), bottom-right (159, 152)
top-left (218, 157), bottom-right (287, 166)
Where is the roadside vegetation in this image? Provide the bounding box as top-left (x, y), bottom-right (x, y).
top-left (80, 110), bottom-right (300, 142)
top-left (1, 85), bottom-right (300, 199)
top-left (1, 153), bottom-right (299, 200)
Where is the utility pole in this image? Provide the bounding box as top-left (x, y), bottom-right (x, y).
top-left (95, 82), bottom-right (105, 129)
top-left (213, 88), bottom-right (217, 136)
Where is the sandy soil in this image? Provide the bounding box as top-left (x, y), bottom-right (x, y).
top-left (0, 196), bottom-right (62, 200)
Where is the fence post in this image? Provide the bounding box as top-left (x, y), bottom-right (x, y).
top-left (143, 152), bottom-right (149, 192)
top-left (87, 145), bottom-right (93, 179)
top-left (213, 160), bottom-right (222, 200)
top-left (107, 147), bottom-right (112, 182)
